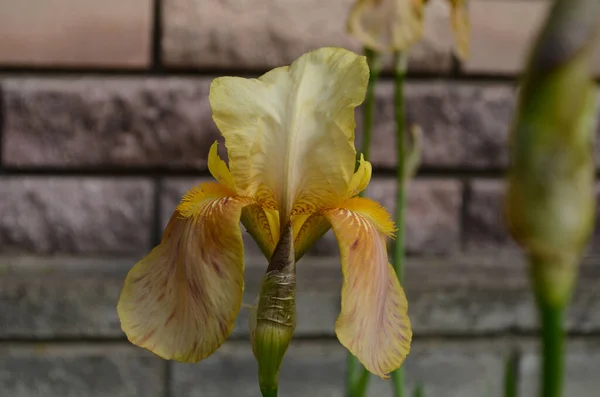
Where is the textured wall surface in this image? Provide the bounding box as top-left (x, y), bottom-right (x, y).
top-left (1, 0), bottom-right (600, 396)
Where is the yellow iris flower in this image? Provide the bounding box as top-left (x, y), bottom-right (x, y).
top-left (117, 47), bottom-right (412, 378)
top-left (347, 0), bottom-right (470, 59)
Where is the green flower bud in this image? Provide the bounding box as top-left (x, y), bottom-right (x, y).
top-left (505, 0), bottom-right (600, 308)
top-left (250, 223), bottom-right (296, 397)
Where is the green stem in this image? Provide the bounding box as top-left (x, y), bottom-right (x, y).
top-left (261, 388), bottom-right (278, 397)
top-left (347, 352), bottom-right (371, 397)
top-left (538, 300), bottom-right (566, 397)
top-left (412, 384), bottom-right (424, 397)
top-left (391, 51), bottom-right (408, 397)
top-left (391, 366), bottom-right (405, 397)
top-left (530, 256), bottom-right (567, 397)
top-left (360, 47), bottom-right (381, 162)
top-left (503, 350), bottom-right (519, 397)
top-left (346, 46), bottom-right (381, 397)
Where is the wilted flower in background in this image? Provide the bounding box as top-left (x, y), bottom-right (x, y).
top-left (117, 47), bottom-right (412, 385)
top-left (347, 0), bottom-right (470, 58)
top-left (504, 1), bottom-right (598, 308)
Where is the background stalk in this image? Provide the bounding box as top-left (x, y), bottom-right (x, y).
top-left (538, 303), bottom-right (565, 397)
top-left (346, 46), bottom-right (381, 397)
top-left (390, 50), bottom-right (408, 397)
top-left (503, 349), bottom-right (520, 397)
top-left (504, 1), bottom-right (600, 397)
top-left (530, 256), bottom-right (567, 397)
top-left (359, 47), bottom-right (381, 162)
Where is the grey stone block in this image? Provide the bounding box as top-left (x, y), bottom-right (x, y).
top-left (172, 339), bottom-right (505, 397)
top-left (0, 344), bottom-right (165, 397)
top-left (464, 179), bottom-right (516, 252)
top-left (161, 0), bottom-right (454, 73)
top-left (0, 177), bottom-right (154, 254)
top-left (1, 78), bottom-right (520, 171)
top-left (2, 254), bottom-right (600, 339)
top-left (3, 78), bottom-right (219, 168)
top-left (363, 82), bottom-right (516, 169)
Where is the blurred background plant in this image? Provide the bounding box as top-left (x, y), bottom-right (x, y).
top-left (505, 0), bottom-right (600, 396)
top-left (346, 0), bottom-right (600, 397)
top-left (346, 0), bottom-right (470, 396)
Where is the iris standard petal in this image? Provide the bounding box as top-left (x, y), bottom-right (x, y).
top-left (117, 182), bottom-right (251, 363)
top-left (209, 47), bottom-right (369, 225)
top-left (325, 197), bottom-right (411, 378)
top-left (347, 0), bottom-right (425, 53)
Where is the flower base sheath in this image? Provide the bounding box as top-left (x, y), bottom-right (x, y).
top-left (117, 47), bottom-right (412, 379)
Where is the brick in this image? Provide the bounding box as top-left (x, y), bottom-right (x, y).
top-left (313, 178), bottom-right (462, 255)
top-left (0, 257), bottom-right (131, 338)
top-left (2, 254), bottom-right (600, 339)
top-left (0, 0), bottom-right (152, 68)
top-left (465, 0), bottom-right (600, 76)
top-left (370, 178), bottom-right (462, 254)
top-left (465, 180), bottom-right (600, 254)
top-left (160, 178), bottom-right (462, 255)
top-left (464, 179), bottom-right (517, 252)
top-left (172, 340), bottom-right (505, 397)
top-left (0, 344), bottom-right (164, 397)
top-left (364, 82), bottom-right (515, 169)
top-left (465, 1), bottom-right (548, 75)
top-left (0, 178), bottom-right (153, 254)
top-left (4, 79), bottom-right (598, 171)
top-left (519, 340), bottom-right (600, 397)
top-left (161, 0), bottom-right (454, 73)
top-left (0, 255), bottom-right (335, 339)
top-left (2, 78), bottom-right (219, 169)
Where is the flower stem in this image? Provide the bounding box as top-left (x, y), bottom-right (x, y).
top-left (530, 257), bottom-right (567, 397)
top-left (539, 302), bottom-right (565, 397)
top-left (346, 46), bottom-right (381, 397)
top-left (504, 350), bottom-right (520, 397)
top-left (391, 50), bottom-right (408, 397)
top-left (360, 47), bottom-right (381, 162)
top-left (261, 388), bottom-right (278, 397)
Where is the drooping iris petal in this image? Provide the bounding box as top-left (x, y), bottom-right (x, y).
top-left (325, 197), bottom-right (411, 378)
top-left (117, 182), bottom-right (251, 362)
top-left (347, 0), bottom-right (425, 53)
top-left (210, 47), bottom-right (369, 224)
top-left (449, 0), bottom-right (470, 60)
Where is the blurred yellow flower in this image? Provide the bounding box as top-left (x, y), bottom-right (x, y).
top-left (347, 0), bottom-right (470, 59)
top-left (117, 47), bottom-right (412, 378)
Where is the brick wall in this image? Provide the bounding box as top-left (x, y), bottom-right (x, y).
top-left (1, 1), bottom-right (600, 396)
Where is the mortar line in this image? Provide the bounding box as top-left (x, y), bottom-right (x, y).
top-left (0, 82), bottom-right (4, 175)
top-left (151, 0), bottom-right (164, 72)
top-left (2, 332), bottom-right (600, 345)
top-left (0, 67), bottom-right (529, 83)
